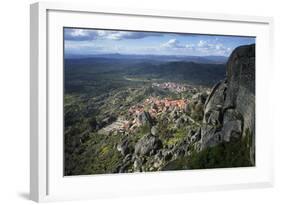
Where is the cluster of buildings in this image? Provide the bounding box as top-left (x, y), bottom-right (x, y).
top-left (152, 82), bottom-right (189, 93)
top-left (145, 97), bottom-right (187, 113)
top-left (100, 96), bottom-right (189, 135)
top-left (129, 97), bottom-right (188, 120)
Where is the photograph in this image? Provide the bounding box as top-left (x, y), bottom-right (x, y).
top-left (63, 28), bottom-right (256, 176)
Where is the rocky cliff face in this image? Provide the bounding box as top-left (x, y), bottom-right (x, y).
top-left (199, 44), bottom-right (255, 165)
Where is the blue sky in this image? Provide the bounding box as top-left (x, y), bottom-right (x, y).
top-left (64, 28), bottom-right (255, 57)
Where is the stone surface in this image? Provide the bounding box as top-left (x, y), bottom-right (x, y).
top-left (138, 111), bottom-right (153, 126)
top-left (117, 138), bottom-right (133, 156)
top-left (134, 134), bottom-right (163, 156)
top-left (222, 120), bottom-right (242, 142)
top-left (151, 126), bottom-right (158, 136)
top-left (203, 80), bottom-right (227, 124)
top-left (200, 44), bottom-right (255, 165)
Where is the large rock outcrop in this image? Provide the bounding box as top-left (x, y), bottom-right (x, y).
top-left (199, 44), bottom-right (255, 165)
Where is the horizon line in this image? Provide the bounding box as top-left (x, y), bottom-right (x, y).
top-left (64, 52), bottom-right (230, 58)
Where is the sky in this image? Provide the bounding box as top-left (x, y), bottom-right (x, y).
top-left (64, 28), bottom-right (255, 57)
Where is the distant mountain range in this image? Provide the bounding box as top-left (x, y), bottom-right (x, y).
top-left (65, 53), bottom-right (228, 64)
top-left (65, 56), bottom-right (226, 87)
top-left (127, 61), bottom-right (226, 86)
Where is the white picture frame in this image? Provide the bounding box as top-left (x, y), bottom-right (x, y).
top-left (30, 1), bottom-right (274, 202)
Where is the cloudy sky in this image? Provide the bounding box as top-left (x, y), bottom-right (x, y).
top-left (64, 28), bottom-right (255, 57)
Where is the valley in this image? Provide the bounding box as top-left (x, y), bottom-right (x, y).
top-left (64, 47), bottom-right (255, 176)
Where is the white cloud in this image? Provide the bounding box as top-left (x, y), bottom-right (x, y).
top-left (196, 40), bottom-right (232, 56)
top-left (65, 29), bottom-right (162, 41)
top-left (185, 44), bottom-right (195, 49)
top-left (71, 29), bottom-right (89, 37)
top-left (65, 29), bottom-right (237, 56)
top-left (160, 39), bottom-right (232, 56)
top-left (104, 31), bottom-right (133, 40)
top-left (198, 40), bottom-right (207, 47)
top-left (64, 29), bottom-right (98, 41)
top-left (161, 39), bottom-right (186, 49)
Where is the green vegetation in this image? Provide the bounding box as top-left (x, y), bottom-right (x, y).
top-left (65, 133), bottom-right (123, 175)
top-left (165, 128), bottom-right (186, 146)
top-left (162, 131), bottom-right (253, 171)
top-left (188, 130), bottom-right (253, 169)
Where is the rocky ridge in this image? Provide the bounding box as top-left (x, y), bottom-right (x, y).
top-left (199, 44), bottom-right (255, 164)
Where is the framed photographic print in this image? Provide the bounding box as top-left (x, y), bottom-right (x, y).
top-left (30, 2), bottom-right (274, 202)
